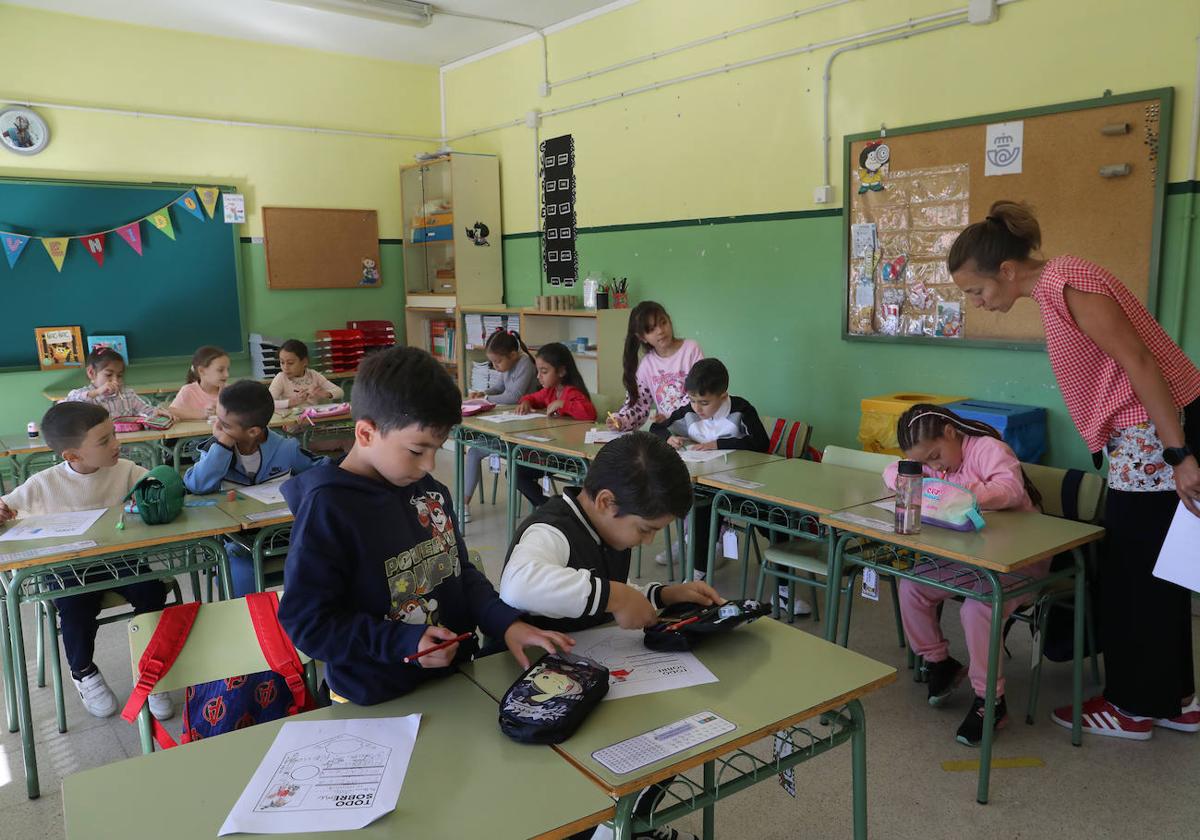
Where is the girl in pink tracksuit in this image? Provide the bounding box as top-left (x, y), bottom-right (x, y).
top-left (882, 404), bottom-right (1044, 747)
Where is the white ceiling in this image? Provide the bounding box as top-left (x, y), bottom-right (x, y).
top-left (2, 0), bottom-right (624, 65)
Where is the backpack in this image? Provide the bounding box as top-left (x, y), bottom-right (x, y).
top-left (123, 465), bottom-right (185, 525)
top-left (120, 591), bottom-right (315, 749)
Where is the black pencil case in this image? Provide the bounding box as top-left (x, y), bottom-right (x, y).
top-left (643, 599), bottom-right (771, 651)
top-left (498, 653), bottom-right (609, 745)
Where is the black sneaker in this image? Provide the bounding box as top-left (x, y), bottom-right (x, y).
top-left (924, 656), bottom-right (965, 707)
top-left (956, 694), bottom-right (1009, 747)
top-left (635, 829), bottom-right (698, 840)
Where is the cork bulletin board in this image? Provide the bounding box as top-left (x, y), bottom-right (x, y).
top-left (843, 89), bottom-right (1172, 348)
top-left (263, 207), bottom-right (381, 289)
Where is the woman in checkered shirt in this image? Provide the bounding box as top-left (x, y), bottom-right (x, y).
top-left (947, 200), bottom-right (1200, 743)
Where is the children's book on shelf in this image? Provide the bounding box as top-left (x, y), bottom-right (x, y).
top-left (35, 326), bottom-right (85, 370)
top-left (87, 334), bottom-right (128, 363)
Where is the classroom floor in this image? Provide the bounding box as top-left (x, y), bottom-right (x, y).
top-left (2, 452), bottom-right (1199, 839)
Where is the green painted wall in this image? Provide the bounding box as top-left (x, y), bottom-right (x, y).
top-left (502, 190), bottom-right (1200, 472)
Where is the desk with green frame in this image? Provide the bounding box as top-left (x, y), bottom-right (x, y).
top-left (819, 504), bottom-right (1105, 805)
top-left (62, 673), bottom-right (616, 840)
top-left (462, 617), bottom-right (896, 840)
top-left (214, 492), bottom-right (295, 594)
top-left (0, 429), bottom-right (166, 483)
top-left (0, 504), bottom-right (239, 799)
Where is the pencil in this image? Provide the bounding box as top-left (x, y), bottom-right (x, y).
top-left (665, 615), bottom-right (701, 632)
top-left (403, 631), bottom-right (473, 664)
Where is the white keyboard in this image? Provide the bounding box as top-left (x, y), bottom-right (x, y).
top-left (592, 711), bottom-right (736, 775)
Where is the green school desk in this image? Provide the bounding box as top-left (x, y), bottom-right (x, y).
top-left (62, 674), bottom-right (615, 840)
top-left (462, 617), bottom-right (896, 840)
top-left (0, 429), bottom-right (165, 482)
top-left (42, 371), bottom-right (356, 403)
top-left (0, 503), bottom-right (240, 799)
top-left (214, 491), bottom-right (295, 593)
top-left (819, 504), bottom-right (1105, 805)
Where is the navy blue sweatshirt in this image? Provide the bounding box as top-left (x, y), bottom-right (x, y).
top-left (278, 464), bottom-right (522, 705)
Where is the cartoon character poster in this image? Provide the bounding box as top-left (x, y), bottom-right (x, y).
top-left (857, 140), bottom-right (890, 194)
top-left (384, 491), bottom-right (460, 628)
top-left (34, 326), bottom-right (84, 370)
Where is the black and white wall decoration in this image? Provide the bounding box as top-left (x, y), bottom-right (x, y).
top-left (540, 134), bottom-right (577, 287)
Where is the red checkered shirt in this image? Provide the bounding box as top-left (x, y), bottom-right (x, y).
top-left (1032, 255), bottom-right (1200, 452)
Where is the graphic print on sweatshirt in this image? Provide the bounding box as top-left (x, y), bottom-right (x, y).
top-left (384, 490), bottom-right (460, 627)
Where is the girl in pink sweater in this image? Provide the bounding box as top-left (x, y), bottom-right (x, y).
top-left (606, 301), bottom-right (703, 431)
top-left (882, 404), bottom-right (1043, 747)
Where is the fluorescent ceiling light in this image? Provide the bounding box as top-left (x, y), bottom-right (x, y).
top-left (268, 0), bottom-right (433, 27)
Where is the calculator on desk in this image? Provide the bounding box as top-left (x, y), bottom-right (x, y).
top-left (592, 711), bottom-right (736, 775)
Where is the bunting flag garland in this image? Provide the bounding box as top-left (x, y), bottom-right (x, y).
top-left (42, 237), bottom-right (69, 272)
top-left (115, 222), bottom-right (143, 256)
top-left (0, 185), bottom-right (225, 271)
top-left (2, 233), bottom-right (29, 268)
top-left (81, 233), bottom-right (106, 268)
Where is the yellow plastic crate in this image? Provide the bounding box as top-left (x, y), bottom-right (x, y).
top-left (858, 392), bottom-right (968, 455)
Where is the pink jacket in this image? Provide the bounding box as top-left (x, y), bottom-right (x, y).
top-left (170, 382), bottom-right (219, 417)
top-left (883, 434), bottom-right (1035, 512)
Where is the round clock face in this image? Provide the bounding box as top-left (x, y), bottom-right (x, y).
top-left (0, 107), bottom-right (50, 156)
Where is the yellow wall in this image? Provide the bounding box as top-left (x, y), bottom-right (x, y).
top-left (444, 0), bottom-right (1200, 232)
top-left (0, 3), bottom-right (440, 235)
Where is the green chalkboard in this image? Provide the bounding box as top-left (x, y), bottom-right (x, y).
top-left (0, 177), bottom-right (242, 368)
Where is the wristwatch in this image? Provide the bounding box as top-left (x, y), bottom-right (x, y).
top-left (1163, 445), bottom-right (1193, 467)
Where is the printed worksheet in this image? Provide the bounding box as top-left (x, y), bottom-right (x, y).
top-left (678, 449), bottom-right (728, 464)
top-left (218, 716), bottom-right (420, 835)
top-left (0, 508), bottom-right (106, 542)
top-left (222, 475), bottom-right (290, 505)
top-left (568, 626), bottom-right (718, 700)
top-left (584, 428), bottom-right (625, 444)
top-left (478, 411), bottom-right (542, 423)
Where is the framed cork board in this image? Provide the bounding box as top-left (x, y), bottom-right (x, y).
top-left (842, 88), bottom-right (1172, 349)
top-left (263, 207), bottom-right (382, 289)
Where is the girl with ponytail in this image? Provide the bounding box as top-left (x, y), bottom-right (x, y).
top-left (606, 301), bottom-right (704, 431)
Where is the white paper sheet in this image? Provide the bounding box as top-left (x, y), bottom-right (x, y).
top-left (584, 428), bottom-right (624, 444)
top-left (218, 716), bottom-right (420, 836)
top-left (871, 499), bottom-right (896, 513)
top-left (478, 411), bottom-right (541, 423)
top-left (567, 626), bottom-right (718, 700)
top-left (678, 449), bottom-right (728, 464)
top-left (0, 508), bottom-right (106, 542)
top-left (222, 475), bottom-right (290, 505)
top-left (984, 120), bottom-right (1024, 176)
top-left (1152, 502), bottom-right (1200, 593)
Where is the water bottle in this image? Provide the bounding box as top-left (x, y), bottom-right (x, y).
top-left (894, 460), bottom-right (923, 535)
top-left (582, 271), bottom-right (602, 310)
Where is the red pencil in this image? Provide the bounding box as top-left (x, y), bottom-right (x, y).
top-left (665, 615), bottom-right (701, 632)
top-left (403, 631), bottom-right (473, 664)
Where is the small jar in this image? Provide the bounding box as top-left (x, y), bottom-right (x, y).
top-left (894, 460), bottom-right (923, 535)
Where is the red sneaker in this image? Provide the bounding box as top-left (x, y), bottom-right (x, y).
top-left (1154, 698), bottom-right (1200, 733)
top-left (1052, 696), bottom-right (1153, 741)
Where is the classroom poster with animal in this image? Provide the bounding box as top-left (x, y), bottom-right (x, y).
top-left (34, 325), bottom-right (84, 369)
top-left (540, 133), bottom-right (577, 288)
top-left (565, 625), bottom-right (718, 700)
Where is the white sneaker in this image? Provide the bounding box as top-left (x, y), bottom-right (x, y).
top-left (462, 506), bottom-right (472, 524)
top-left (776, 585), bottom-right (813, 617)
top-left (148, 691), bottom-right (175, 721)
top-left (654, 550), bottom-right (670, 566)
top-left (73, 668), bottom-right (118, 718)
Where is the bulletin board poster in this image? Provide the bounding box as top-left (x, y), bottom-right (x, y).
top-left (541, 134), bottom-right (577, 288)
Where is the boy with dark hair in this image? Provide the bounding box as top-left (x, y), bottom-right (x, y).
top-left (184, 379), bottom-right (326, 596)
top-left (277, 347), bottom-right (571, 705)
top-left (0, 402), bottom-right (172, 720)
top-left (499, 431), bottom-right (723, 840)
top-left (650, 358), bottom-right (770, 580)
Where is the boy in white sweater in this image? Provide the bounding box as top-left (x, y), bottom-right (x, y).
top-left (0, 403), bottom-right (173, 721)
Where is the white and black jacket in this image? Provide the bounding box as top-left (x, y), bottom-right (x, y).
top-left (650, 394), bottom-right (770, 451)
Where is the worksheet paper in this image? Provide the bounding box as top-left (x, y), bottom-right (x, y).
top-left (1152, 502), bottom-right (1200, 594)
top-left (0, 508), bottom-right (106, 541)
top-left (584, 428), bottom-right (624, 444)
top-left (218, 716), bottom-right (420, 836)
top-left (567, 626), bottom-right (718, 700)
top-left (478, 411), bottom-right (541, 423)
top-left (677, 449), bottom-right (728, 464)
top-left (222, 475), bottom-right (290, 505)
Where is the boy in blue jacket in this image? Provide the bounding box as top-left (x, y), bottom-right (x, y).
top-left (183, 379), bottom-right (326, 596)
top-left (277, 346), bottom-right (573, 706)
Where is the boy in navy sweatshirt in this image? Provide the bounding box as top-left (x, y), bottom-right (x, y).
top-left (278, 346), bottom-right (572, 705)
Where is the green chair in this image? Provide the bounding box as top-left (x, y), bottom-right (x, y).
top-left (126, 594), bottom-right (317, 754)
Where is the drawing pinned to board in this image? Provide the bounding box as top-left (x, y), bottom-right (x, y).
top-left (880, 255), bottom-right (907, 283)
top-left (360, 257), bottom-right (380, 286)
top-left (935, 300), bottom-right (963, 338)
top-left (850, 223), bottom-right (877, 257)
top-left (985, 121), bottom-right (1023, 176)
top-left (223, 193), bottom-right (246, 224)
top-left (857, 140), bottom-right (889, 193)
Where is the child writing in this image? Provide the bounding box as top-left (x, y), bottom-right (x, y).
top-left (513, 342), bottom-right (597, 508)
top-left (277, 347), bottom-right (571, 706)
top-left (65, 347), bottom-right (176, 420)
top-left (461, 330), bottom-right (538, 523)
top-left (651, 358), bottom-right (769, 580)
top-left (170, 345), bottom-right (230, 421)
top-left (500, 431), bottom-right (721, 840)
top-left (0, 403), bottom-right (173, 721)
top-left (183, 380), bottom-right (327, 597)
top-left (606, 301), bottom-right (703, 431)
top-left (883, 404), bottom-right (1044, 747)
top-left (269, 339), bottom-right (344, 411)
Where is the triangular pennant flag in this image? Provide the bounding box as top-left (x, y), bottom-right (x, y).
top-left (146, 207), bottom-right (175, 240)
top-left (115, 222), bottom-right (143, 256)
top-left (81, 233), bottom-right (106, 268)
top-left (42, 237), bottom-right (69, 272)
top-left (196, 187), bottom-right (220, 219)
top-left (176, 190), bottom-right (205, 221)
top-left (2, 233), bottom-right (29, 269)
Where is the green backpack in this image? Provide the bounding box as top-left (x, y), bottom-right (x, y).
top-left (124, 465), bottom-right (185, 525)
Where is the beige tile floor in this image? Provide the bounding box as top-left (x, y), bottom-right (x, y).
top-left (2, 452), bottom-right (1198, 838)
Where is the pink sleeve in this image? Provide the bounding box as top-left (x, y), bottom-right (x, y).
top-left (683, 340), bottom-right (704, 369)
top-left (964, 437), bottom-right (1031, 511)
top-left (882, 461), bottom-right (899, 490)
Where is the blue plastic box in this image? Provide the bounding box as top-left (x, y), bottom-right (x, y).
top-left (945, 400), bottom-right (1048, 463)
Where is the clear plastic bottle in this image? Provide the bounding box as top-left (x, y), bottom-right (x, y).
top-left (894, 460), bottom-right (923, 535)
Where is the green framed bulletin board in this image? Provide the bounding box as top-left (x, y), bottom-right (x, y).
top-left (842, 88), bottom-right (1172, 350)
top-left (0, 177), bottom-right (243, 368)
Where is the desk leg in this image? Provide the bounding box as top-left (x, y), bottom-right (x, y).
top-left (682, 508), bottom-right (693, 583)
top-left (7, 568), bottom-right (40, 798)
top-left (506, 454), bottom-right (519, 548)
top-left (1, 574), bottom-right (17, 733)
top-left (702, 760), bottom-right (716, 840)
top-left (824, 534), bottom-right (850, 643)
top-left (612, 792), bottom-right (637, 840)
top-left (454, 437), bottom-right (465, 534)
top-left (977, 570), bottom-right (1004, 805)
top-left (1071, 548), bottom-right (1085, 746)
top-left (850, 699), bottom-right (868, 840)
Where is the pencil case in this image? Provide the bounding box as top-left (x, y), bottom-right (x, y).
top-left (112, 414), bottom-right (175, 433)
top-left (643, 599), bottom-right (771, 652)
top-left (460, 398), bottom-right (496, 417)
top-left (299, 402), bottom-right (351, 421)
top-left (498, 653), bottom-right (609, 745)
